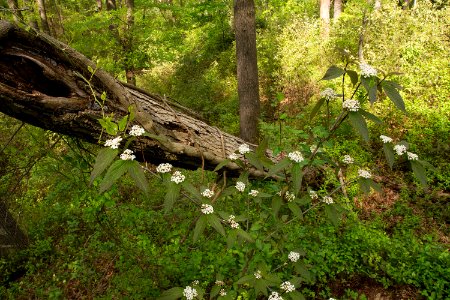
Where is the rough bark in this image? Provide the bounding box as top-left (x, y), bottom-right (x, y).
top-left (36, 0), bottom-right (51, 35)
top-left (0, 21), bottom-right (264, 176)
top-left (320, 0), bottom-right (331, 37)
top-left (106, 0), bottom-right (117, 10)
top-left (6, 0), bottom-right (23, 24)
top-left (97, 0), bottom-right (103, 11)
top-left (333, 0), bottom-right (342, 22)
top-left (234, 0), bottom-right (260, 144)
top-left (124, 0), bottom-right (136, 86)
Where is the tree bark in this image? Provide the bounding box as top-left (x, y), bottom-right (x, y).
top-left (106, 0), bottom-right (117, 10)
top-left (0, 21), bottom-right (265, 176)
top-left (36, 0), bottom-right (51, 35)
top-left (333, 0), bottom-right (342, 22)
top-left (6, 0), bottom-right (23, 24)
top-left (320, 0), bottom-right (331, 37)
top-left (234, 0), bottom-right (260, 144)
top-left (124, 0), bottom-right (136, 86)
top-left (97, 0), bottom-right (103, 11)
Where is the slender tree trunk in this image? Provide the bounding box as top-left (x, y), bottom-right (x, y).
top-left (96, 0), bottom-right (103, 11)
top-left (106, 0), bottom-right (117, 10)
top-left (6, 0), bottom-right (23, 24)
top-left (53, 0), bottom-right (65, 37)
top-left (320, 0), bottom-right (331, 37)
top-left (124, 0), bottom-right (136, 86)
top-left (234, 0), bottom-right (260, 144)
top-left (36, 0), bottom-right (51, 35)
top-left (333, 0), bottom-right (342, 22)
top-left (374, 0), bottom-right (382, 10)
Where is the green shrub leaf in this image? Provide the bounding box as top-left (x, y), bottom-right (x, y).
top-left (207, 214), bottom-right (225, 236)
top-left (267, 158), bottom-right (290, 177)
top-left (310, 98), bottom-right (325, 120)
top-left (193, 215), bottom-right (207, 242)
top-left (382, 80), bottom-right (406, 112)
top-left (411, 160), bottom-right (428, 187)
top-left (90, 147), bottom-right (118, 184)
top-left (118, 115), bottom-right (128, 132)
top-left (359, 109), bottom-right (382, 124)
top-left (127, 161), bottom-right (148, 194)
top-left (158, 287), bottom-right (184, 300)
top-left (321, 65), bottom-right (345, 80)
top-left (288, 202), bottom-right (303, 220)
top-left (346, 69), bottom-right (359, 86)
top-left (213, 159), bottom-right (230, 172)
top-left (383, 144), bottom-right (395, 169)
top-left (348, 112), bottom-right (369, 141)
top-left (99, 160), bottom-right (130, 193)
top-left (164, 182), bottom-right (181, 212)
top-left (361, 77), bottom-right (377, 104)
top-left (291, 164), bottom-right (303, 195)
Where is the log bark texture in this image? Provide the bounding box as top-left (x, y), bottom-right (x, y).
top-left (0, 21), bottom-right (258, 175)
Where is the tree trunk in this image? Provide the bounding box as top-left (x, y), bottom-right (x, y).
top-left (333, 0), bottom-right (342, 22)
top-left (106, 0), bottom-right (117, 10)
top-left (36, 0), bottom-right (51, 35)
top-left (97, 0), bottom-right (103, 11)
top-left (320, 0), bottom-right (331, 37)
top-left (374, 0), bottom-right (382, 10)
top-left (124, 0), bottom-right (136, 86)
top-left (0, 201), bottom-right (28, 255)
top-left (234, 0), bottom-right (260, 144)
top-left (0, 20), bottom-right (267, 177)
top-left (6, 0), bottom-right (23, 24)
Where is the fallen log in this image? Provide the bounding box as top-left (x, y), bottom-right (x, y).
top-left (0, 20), bottom-right (259, 175)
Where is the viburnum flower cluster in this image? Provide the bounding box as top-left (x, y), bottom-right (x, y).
top-left (342, 154), bottom-right (354, 164)
top-left (201, 204), bottom-right (214, 215)
top-left (407, 152), bottom-right (418, 161)
top-left (343, 99), bottom-right (360, 112)
top-left (358, 169), bottom-right (372, 179)
top-left (248, 189), bottom-right (259, 197)
top-left (238, 143), bottom-right (251, 154)
top-left (288, 251), bottom-right (300, 262)
top-left (228, 153), bottom-right (240, 160)
top-left (235, 181), bottom-right (246, 192)
top-left (156, 163), bottom-right (172, 173)
top-left (322, 196), bottom-right (334, 204)
top-left (288, 151), bottom-right (304, 163)
top-left (104, 136), bottom-right (122, 149)
top-left (394, 144), bottom-right (407, 156)
top-left (219, 289), bottom-right (227, 296)
top-left (171, 171), bottom-right (185, 184)
top-left (309, 190), bottom-right (318, 200)
top-left (182, 286), bottom-right (198, 300)
top-left (280, 281), bottom-right (295, 293)
top-left (254, 270), bottom-right (262, 279)
top-left (129, 125), bottom-right (145, 137)
top-left (285, 191), bottom-right (295, 202)
top-left (380, 135), bottom-right (393, 143)
top-left (120, 149), bottom-right (135, 161)
top-left (360, 63), bottom-right (378, 78)
top-left (320, 88), bottom-right (337, 101)
top-left (227, 215), bottom-right (240, 229)
top-left (201, 189), bottom-right (214, 198)
top-left (268, 291), bottom-right (284, 300)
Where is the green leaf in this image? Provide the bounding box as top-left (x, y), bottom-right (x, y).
top-left (359, 109), bottom-right (383, 124)
top-left (294, 263), bottom-right (312, 282)
top-left (226, 230), bottom-right (238, 248)
top-left (213, 159), bottom-right (231, 172)
top-left (361, 77), bottom-right (377, 104)
top-left (267, 158), bottom-right (290, 177)
top-left (99, 160), bottom-right (130, 193)
top-left (90, 147), bottom-right (118, 184)
top-left (324, 204), bottom-right (340, 226)
top-left (321, 66), bottom-right (345, 81)
top-left (382, 80), bottom-right (406, 112)
top-left (182, 182), bottom-right (202, 200)
top-left (246, 152), bottom-right (264, 171)
top-left (291, 164), bottom-right (303, 195)
top-left (310, 98), bottom-right (325, 120)
top-left (272, 197), bottom-right (282, 217)
top-left (164, 183), bottom-right (181, 212)
top-left (98, 118), bottom-right (118, 136)
top-left (207, 214), bottom-right (225, 236)
top-left (254, 279), bottom-right (269, 296)
top-left (87, 65), bottom-right (94, 74)
top-left (118, 115), bottom-right (128, 132)
top-left (411, 160), bottom-right (428, 187)
top-left (127, 161), bottom-right (148, 194)
top-left (383, 144), bottom-right (395, 169)
top-left (210, 285), bottom-right (221, 299)
top-left (101, 91), bottom-right (107, 102)
top-left (348, 111), bottom-right (369, 141)
top-left (193, 215), bottom-right (207, 242)
top-left (128, 105), bottom-right (136, 122)
top-left (289, 291), bottom-right (306, 300)
top-left (237, 229), bottom-right (254, 243)
top-left (359, 178), bottom-right (371, 194)
top-left (236, 274), bottom-right (254, 285)
top-left (158, 287), bottom-right (184, 300)
top-left (288, 202), bottom-right (303, 220)
top-left (346, 70), bottom-right (359, 86)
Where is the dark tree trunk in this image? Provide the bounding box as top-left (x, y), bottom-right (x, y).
top-left (333, 0), bottom-right (342, 22)
top-left (106, 0), bottom-right (117, 10)
top-left (0, 21), bottom-right (268, 177)
top-left (36, 0), bottom-right (51, 35)
top-left (124, 0), bottom-right (136, 86)
top-left (234, 0), bottom-right (260, 144)
top-left (6, 0), bottom-right (23, 24)
top-left (97, 0), bottom-right (103, 11)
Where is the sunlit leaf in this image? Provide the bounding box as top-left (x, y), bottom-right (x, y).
top-left (90, 147), bottom-right (118, 184)
top-left (346, 69), bottom-right (359, 86)
top-left (361, 77), bottom-right (377, 104)
top-left (321, 65), bottom-right (345, 81)
top-left (382, 80), bottom-right (406, 112)
top-left (213, 159), bottom-right (230, 172)
top-left (383, 144), bottom-right (395, 169)
top-left (359, 109), bottom-right (382, 124)
top-left (310, 98), bottom-right (325, 120)
top-left (118, 115), bottom-right (128, 132)
top-left (348, 112), bottom-right (369, 141)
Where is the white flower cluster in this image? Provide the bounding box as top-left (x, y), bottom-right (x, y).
top-left (120, 149), bottom-right (135, 161)
top-left (268, 291), bottom-right (284, 300)
top-left (288, 151), bottom-right (304, 163)
top-left (227, 215), bottom-right (240, 229)
top-left (285, 191), bottom-right (295, 202)
top-left (309, 190), bottom-right (319, 200)
top-left (360, 63), bottom-right (378, 78)
top-left (183, 286), bottom-right (198, 300)
top-left (249, 190), bottom-right (259, 197)
top-left (104, 136), bottom-right (122, 149)
top-left (358, 169), bottom-right (372, 179)
top-left (215, 280), bottom-right (225, 286)
top-left (254, 270), bottom-right (262, 279)
top-left (310, 145), bottom-right (322, 153)
top-left (239, 143), bottom-right (251, 154)
top-left (320, 88), bottom-right (337, 101)
top-left (156, 163), bottom-right (172, 173)
top-left (129, 125), bottom-right (145, 137)
top-left (343, 99), bottom-right (360, 112)
top-left (342, 155), bottom-right (354, 164)
top-left (407, 152), bottom-right (418, 161)
top-left (235, 181), bottom-right (246, 192)
top-left (380, 135), bottom-right (393, 143)
top-left (228, 153), bottom-right (240, 161)
top-left (171, 171), bottom-right (185, 184)
top-left (201, 204), bottom-right (214, 215)
top-left (322, 196), bottom-right (334, 204)
top-left (201, 189), bottom-right (214, 198)
top-left (394, 144), bottom-right (407, 156)
top-left (219, 289), bottom-right (227, 296)
top-left (280, 281), bottom-right (295, 293)
top-left (192, 280), bottom-right (199, 286)
top-left (288, 251), bottom-right (300, 262)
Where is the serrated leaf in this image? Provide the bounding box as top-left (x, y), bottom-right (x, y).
top-left (288, 202), bottom-right (303, 220)
top-left (310, 98), bottom-right (325, 120)
top-left (361, 77), bottom-right (377, 104)
top-left (213, 159), bottom-right (230, 172)
top-left (254, 279), bottom-right (269, 296)
top-left (210, 285), bottom-right (221, 299)
top-left (118, 115), bottom-right (128, 132)
top-left (246, 152), bottom-right (264, 171)
top-left (237, 229), bottom-right (254, 243)
top-left (226, 230), bottom-right (238, 248)
top-left (207, 214), bottom-right (225, 236)
top-left (291, 164), bottom-right (303, 195)
top-left (382, 80), bottom-right (406, 112)
top-left (267, 158), bottom-right (290, 177)
top-left (359, 109), bottom-right (382, 124)
top-left (99, 160), bottom-right (130, 193)
top-left (324, 204), bottom-right (340, 226)
top-left (289, 291), bottom-right (306, 300)
top-left (158, 287), bottom-right (184, 300)
top-left (383, 144), bottom-right (395, 169)
top-left (294, 263), bottom-right (312, 282)
top-left (296, 196), bottom-right (312, 206)
top-left (411, 160), bottom-right (428, 187)
top-left (321, 65), bottom-right (345, 81)
top-left (164, 183), bottom-right (181, 212)
top-left (193, 215), bottom-right (207, 242)
top-left (348, 112), bottom-right (369, 141)
top-left (127, 162), bottom-right (148, 194)
top-left (359, 178), bottom-right (371, 194)
top-left (90, 147), bottom-right (118, 184)
top-left (346, 70), bottom-right (359, 86)
top-left (182, 182), bottom-right (202, 200)
top-left (236, 274), bottom-right (254, 285)
top-left (272, 197), bottom-right (282, 217)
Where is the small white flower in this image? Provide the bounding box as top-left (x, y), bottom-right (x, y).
top-left (309, 190), bottom-right (319, 200)
top-left (183, 286), bottom-right (198, 300)
top-left (228, 153), bottom-right (240, 161)
top-left (129, 125), bottom-right (145, 136)
top-left (342, 155), bottom-right (354, 164)
top-left (329, 298), bottom-right (337, 300)
top-left (322, 196), bottom-right (334, 204)
top-left (249, 189), bottom-right (259, 197)
top-left (238, 143), bottom-right (251, 155)
top-left (310, 145), bottom-right (322, 153)
top-left (407, 152), bottom-right (418, 161)
top-left (235, 181), bottom-right (246, 192)
top-left (320, 88), bottom-right (337, 101)
top-left (358, 169), bottom-right (372, 179)
top-left (285, 191), bottom-right (295, 202)
top-left (104, 136), bottom-right (122, 149)
top-left (120, 149), bottom-right (136, 161)
top-left (394, 144), bottom-right (407, 156)
top-left (171, 171), bottom-right (185, 184)
top-left (227, 215), bottom-right (240, 229)
top-left (280, 281), bottom-right (295, 293)
top-left (380, 135), bottom-right (393, 143)
top-left (156, 163), bottom-right (173, 173)
top-left (201, 189), bottom-right (214, 198)
top-left (201, 204), bottom-right (214, 215)
top-left (219, 289), bottom-right (227, 296)
top-left (215, 280), bottom-right (225, 286)
top-left (343, 99), bottom-right (360, 112)
top-left (288, 251), bottom-right (300, 262)
top-left (360, 62), bottom-right (378, 78)
top-left (254, 270), bottom-right (262, 279)
top-left (268, 291), bottom-right (284, 300)
top-left (192, 280), bottom-right (199, 286)
top-left (288, 151), bottom-right (304, 163)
